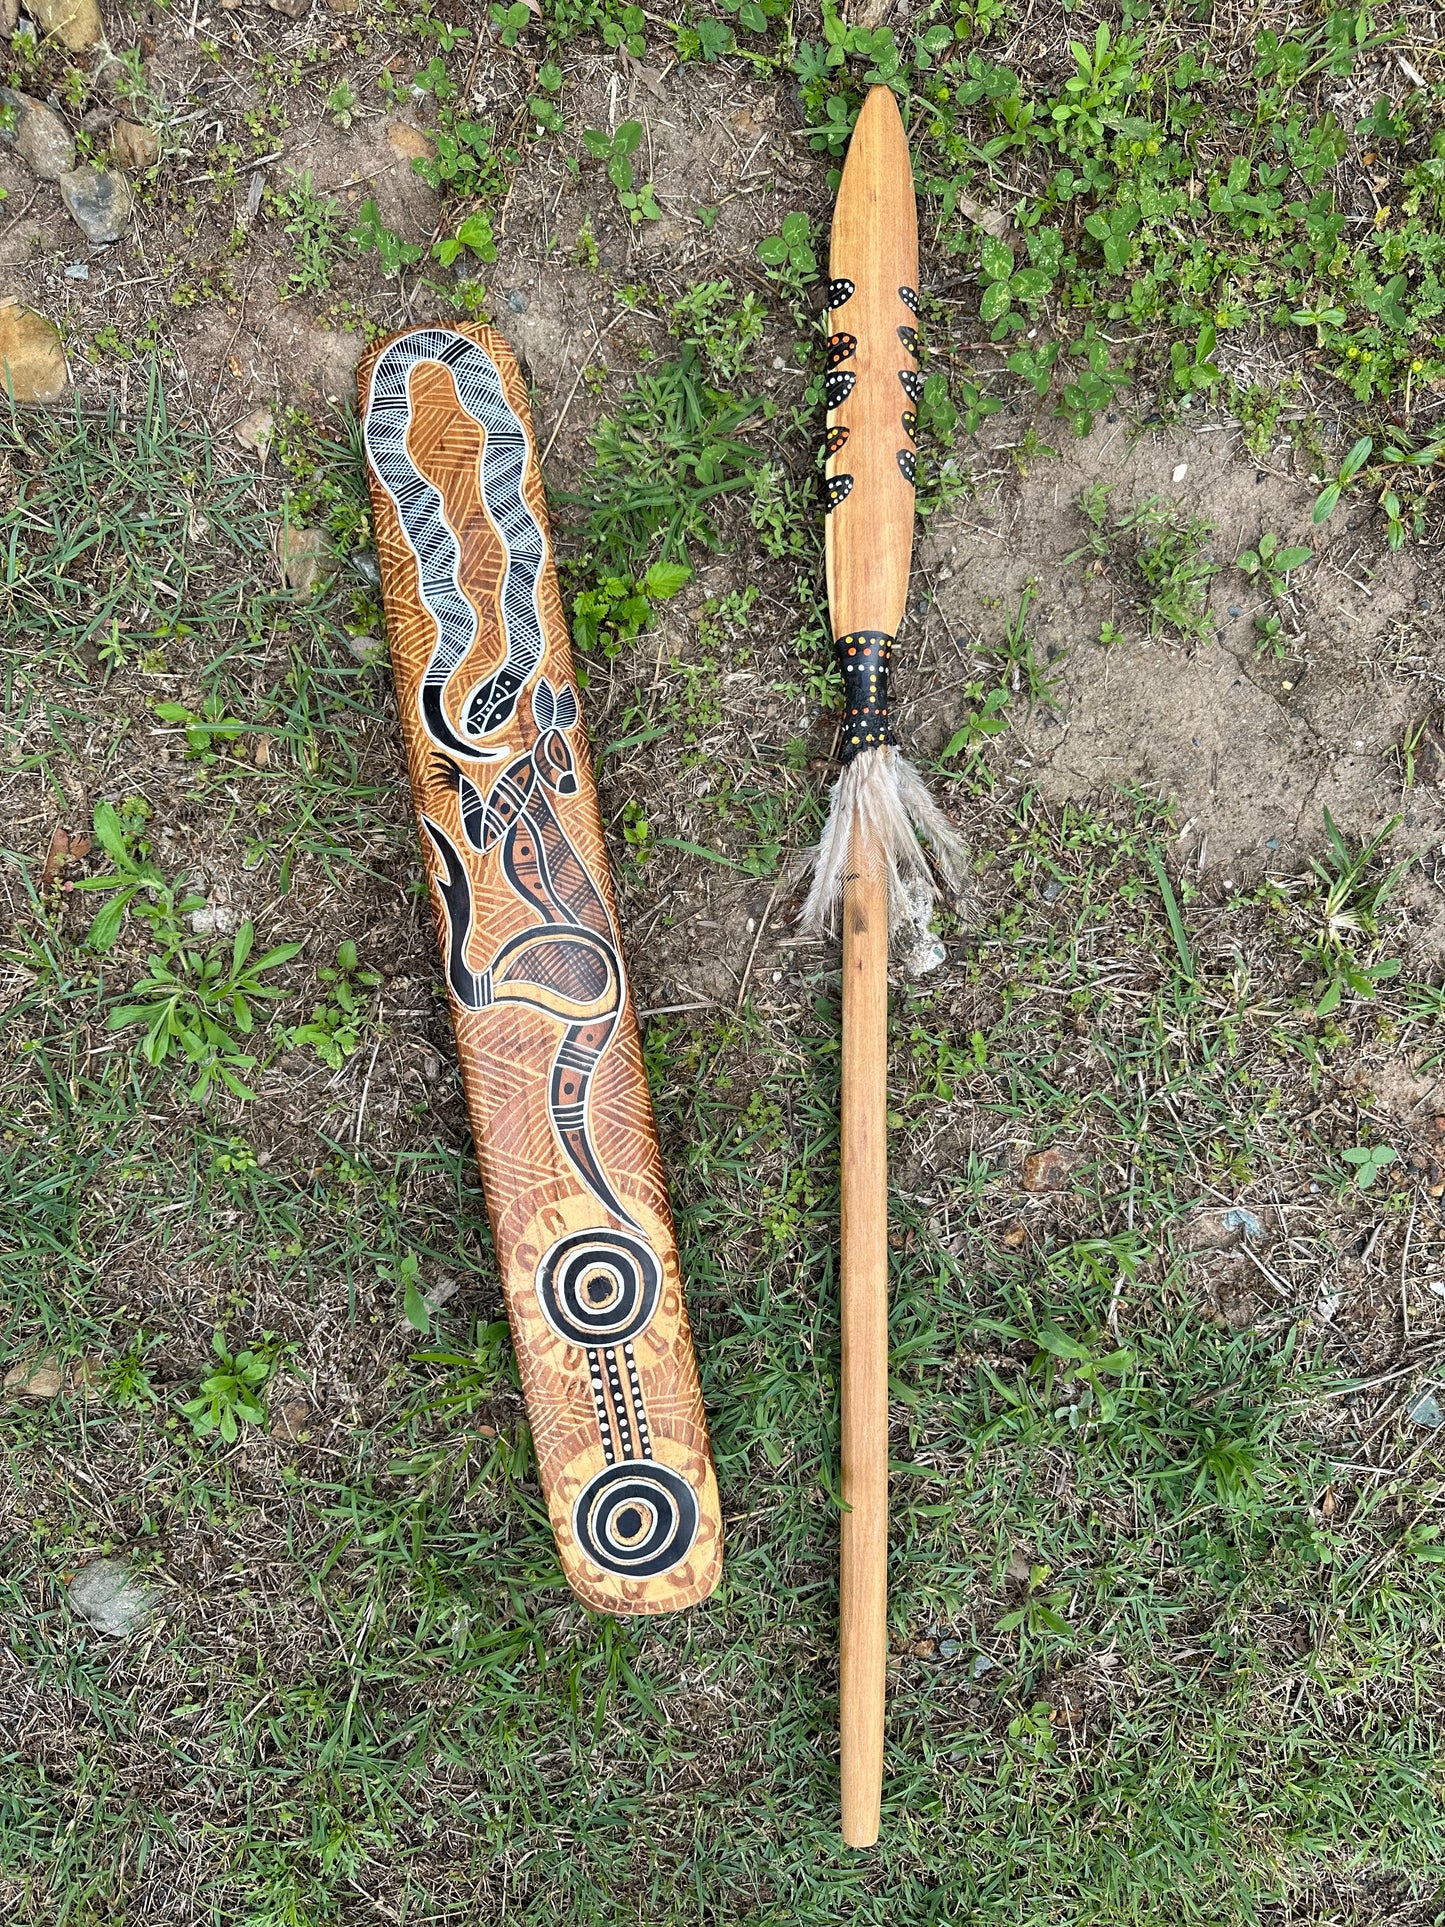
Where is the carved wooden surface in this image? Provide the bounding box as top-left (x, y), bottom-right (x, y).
top-left (358, 323), bottom-right (722, 1616)
top-left (824, 85), bottom-right (920, 678)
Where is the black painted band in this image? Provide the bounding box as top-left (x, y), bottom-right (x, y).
top-left (835, 630), bottom-right (895, 763)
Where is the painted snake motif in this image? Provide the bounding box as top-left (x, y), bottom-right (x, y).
top-left (363, 330), bottom-right (704, 1587)
top-left (364, 327), bottom-right (548, 757)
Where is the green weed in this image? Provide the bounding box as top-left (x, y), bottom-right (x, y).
top-left (106, 921), bottom-right (302, 1102)
top-left (269, 171), bottom-right (345, 297)
top-left (285, 940), bottom-right (381, 1071)
top-left (179, 1329), bottom-right (276, 1442)
top-left (582, 119), bottom-right (661, 223)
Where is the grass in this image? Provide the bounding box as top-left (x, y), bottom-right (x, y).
top-left (1, 1), bottom-right (1444, 1920)
top-left (3, 377), bottom-right (1444, 1915)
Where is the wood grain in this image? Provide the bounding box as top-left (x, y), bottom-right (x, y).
top-left (358, 324), bottom-right (722, 1617)
top-left (825, 84), bottom-right (920, 643)
top-left (838, 838), bottom-right (890, 1849)
top-left (825, 83), bottom-right (920, 1847)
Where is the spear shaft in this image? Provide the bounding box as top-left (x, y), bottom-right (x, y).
top-left (803, 84), bottom-right (968, 1850)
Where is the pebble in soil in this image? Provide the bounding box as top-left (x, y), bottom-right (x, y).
top-left (0, 88), bottom-right (75, 180)
top-left (59, 163), bottom-right (133, 244)
top-left (68, 1559), bottom-right (155, 1638)
top-left (0, 299), bottom-right (69, 402)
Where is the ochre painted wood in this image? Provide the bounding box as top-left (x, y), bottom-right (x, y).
top-left (825, 85), bottom-right (920, 647)
top-left (825, 84), bottom-right (919, 1845)
top-left (838, 838), bottom-right (890, 1849)
top-left (359, 324), bottom-right (721, 1616)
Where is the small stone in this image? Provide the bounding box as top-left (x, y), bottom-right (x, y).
top-left (1172, 463), bottom-right (1188, 483)
top-left (0, 88), bottom-right (75, 180)
top-left (1022, 1147), bottom-right (1069, 1193)
top-left (0, 300), bottom-right (69, 403)
top-left (278, 523), bottom-right (332, 595)
top-left (68, 1558), bottom-right (154, 1638)
top-left (188, 902), bottom-right (238, 937)
top-left (346, 633), bottom-right (388, 666)
top-left (636, 215), bottom-right (689, 252)
top-left (349, 548), bottom-right (380, 585)
top-left (896, 925), bottom-right (946, 977)
top-left (110, 119), bottom-right (160, 169)
top-left (1220, 1206), bottom-right (1263, 1240)
top-left (937, 1638), bottom-right (962, 1658)
top-left (1406, 1390), bottom-right (1443, 1431)
top-left (27, 0), bottom-right (102, 48)
top-left (271, 1398), bottom-right (311, 1441)
top-left (59, 164), bottom-right (133, 244)
top-left (386, 120), bottom-right (434, 162)
top-left (4, 1355), bottom-right (65, 1399)
top-left (327, 0), bottom-right (361, 10)
top-left (507, 290), bottom-right (528, 313)
top-left (1000, 1221), bottom-right (1028, 1250)
top-left (267, 0), bottom-right (311, 15)
top-left (64, 261), bottom-right (89, 279)
top-left (971, 1653), bottom-right (996, 1678)
top-left (233, 405), bottom-right (273, 453)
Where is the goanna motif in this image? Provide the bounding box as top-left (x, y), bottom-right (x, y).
top-left (359, 325), bottom-right (720, 1613)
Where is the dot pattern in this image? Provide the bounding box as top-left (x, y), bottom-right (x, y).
top-left (897, 449), bottom-right (916, 485)
top-left (586, 1347), bottom-right (615, 1464)
top-left (899, 284), bottom-right (919, 313)
top-left (824, 368), bottom-right (857, 409)
top-left (825, 332), bottom-right (858, 369)
top-left (897, 324), bottom-right (920, 358)
top-left (825, 473), bottom-right (854, 511)
top-left (825, 423), bottom-right (850, 456)
top-left (827, 277), bottom-right (856, 309)
top-left (898, 368), bottom-right (924, 404)
top-left (836, 629), bottom-right (896, 763)
top-left (901, 408), bottom-right (917, 442)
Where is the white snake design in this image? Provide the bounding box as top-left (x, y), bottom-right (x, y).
top-left (363, 328), bottom-right (547, 759)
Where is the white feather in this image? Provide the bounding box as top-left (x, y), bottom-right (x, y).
top-left (796, 745), bottom-right (968, 946)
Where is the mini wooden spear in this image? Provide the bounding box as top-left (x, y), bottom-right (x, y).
top-left (800, 85), bottom-right (968, 1850)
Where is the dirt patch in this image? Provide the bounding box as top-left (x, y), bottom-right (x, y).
top-left (921, 413), bottom-right (1445, 954)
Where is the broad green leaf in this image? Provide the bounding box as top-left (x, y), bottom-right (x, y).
top-left (1035, 1321), bottom-right (1091, 1361)
top-left (252, 943), bottom-right (304, 973)
top-left (642, 559), bottom-right (691, 599)
top-left (1312, 483), bottom-right (1341, 523)
top-left (86, 890), bottom-right (132, 951)
top-left (980, 234), bottom-right (1013, 283)
top-left (91, 801), bottom-right (131, 864)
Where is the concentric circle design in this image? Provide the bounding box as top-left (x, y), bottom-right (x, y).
top-left (573, 1462), bottom-right (699, 1578)
top-left (534, 1228), bottom-right (662, 1348)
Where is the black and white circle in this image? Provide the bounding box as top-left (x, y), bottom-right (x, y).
top-left (534, 1228), bottom-right (662, 1348)
top-left (573, 1462), bottom-right (698, 1578)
